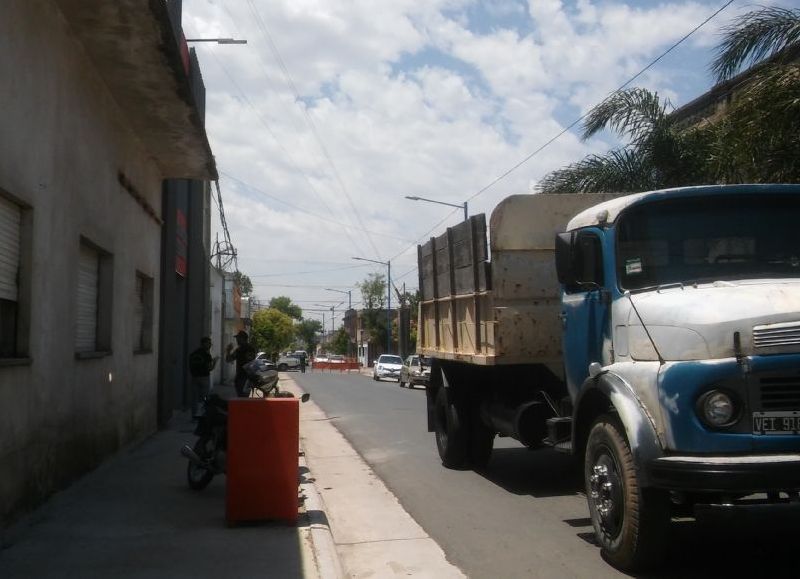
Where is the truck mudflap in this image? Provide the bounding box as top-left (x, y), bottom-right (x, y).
top-left (648, 453), bottom-right (800, 493)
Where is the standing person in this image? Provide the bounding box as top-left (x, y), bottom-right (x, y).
top-left (189, 337), bottom-right (218, 418)
top-left (300, 354), bottom-right (306, 373)
top-left (226, 330), bottom-right (256, 397)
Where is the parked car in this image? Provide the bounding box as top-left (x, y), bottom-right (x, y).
top-left (399, 355), bottom-right (430, 388)
top-left (276, 353), bottom-right (301, 371)
top-left (293, 350), bottom-right (309, 362)
top-left (329, 354), bottom-right (346, 363)
top-left (372, 354), bottom-right (403, 382)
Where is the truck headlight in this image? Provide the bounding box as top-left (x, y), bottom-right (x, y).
top-left (697, 390), bottom-right (738, 428)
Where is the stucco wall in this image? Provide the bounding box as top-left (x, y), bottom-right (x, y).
top-left (0, 1), bottom-right (163, 522)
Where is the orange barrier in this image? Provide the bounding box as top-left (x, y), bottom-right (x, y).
top-left (226, 398), bottom-right (299, 524)
top-left (311, 360), bottom-right (361, 372)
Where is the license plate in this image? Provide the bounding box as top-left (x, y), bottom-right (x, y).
top-left (753, 411), bottom-right (800, 435)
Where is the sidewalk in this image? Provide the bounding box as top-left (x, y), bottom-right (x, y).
top-left (0, 375), bottom-right (461, 578)
top-left (0, 381), bottom-right (331, 579)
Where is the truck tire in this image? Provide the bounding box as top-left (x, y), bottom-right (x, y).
top-left (278, 363), bottom-right (288, 371)
top-left (584, 414), bottom-right (669, 572)
top-left (434, 387), bottom-right (469, 469)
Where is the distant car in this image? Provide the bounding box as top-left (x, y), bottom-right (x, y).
top-left (329, 354), bottom-right (346, 363)
top-left (292, 350), bottom-right (309, 362)
top-left (399, 355), bottom-right (430, 388)
top-left (276, 353), bottom-right (301, 371)
top-left (372, 354), bottom-right (403, 382)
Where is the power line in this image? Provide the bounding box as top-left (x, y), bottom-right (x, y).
top-left (465, 0), bottom-right (736, 204)
top-left (221, 171), bottom-right (413, 243)
top-left (244, 0), bottom-right (381, 259)
top-left (389, 0), bottom-right (736, 263)
top-left (201, 47), bottom-right (369, 258)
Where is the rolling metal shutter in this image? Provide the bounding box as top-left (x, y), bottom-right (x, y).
top-left (0, 196), bottom-right (20, 302)
top-left (76, 244), bottom-right (99, 352)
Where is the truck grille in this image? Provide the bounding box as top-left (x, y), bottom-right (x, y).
top-left (759, 375), bottom-right (800, 411)
top-left (753, 321), bottom-right (800, 349)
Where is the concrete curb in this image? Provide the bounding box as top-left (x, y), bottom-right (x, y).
top-left (280, 375), bottom-right (345, 579)
top-left (300, 453), bottom-right (345, 579)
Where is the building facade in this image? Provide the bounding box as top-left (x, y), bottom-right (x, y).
top-left (0, 0), bottom-right (215, 523)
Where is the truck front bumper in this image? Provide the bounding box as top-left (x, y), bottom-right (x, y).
top-left (648, 454), bottom-right (800, 493)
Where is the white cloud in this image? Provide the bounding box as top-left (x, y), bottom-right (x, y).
top-left (181, 0), bottom-right (749, 311)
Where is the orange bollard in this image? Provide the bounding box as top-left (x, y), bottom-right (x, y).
top-left (226, 398), bottom-right (300, 524)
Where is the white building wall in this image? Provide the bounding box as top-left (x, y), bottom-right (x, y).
top-left (0, 1), bottom-right (164, 520)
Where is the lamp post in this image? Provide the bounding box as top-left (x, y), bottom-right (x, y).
top-left (325, 288), bottom-right (353, 357)
top-left (352, 257), bottom-right (391, 354)
top-left (185, 38), bottom-right (248, 44)
top-left (405, 195), bottom-right (468, 221)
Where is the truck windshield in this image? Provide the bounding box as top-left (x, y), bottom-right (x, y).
top-left (616, 194), bottom-right (800, 291)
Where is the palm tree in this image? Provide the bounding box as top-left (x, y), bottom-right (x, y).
top-left (537, 88), bottom-right (711, 193)
top-left (538, 6), bottom-right (799, 194)
top-left (707, 7), bottom-right (800, 183)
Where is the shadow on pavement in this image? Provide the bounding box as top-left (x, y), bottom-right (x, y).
top-left (0, 411), bottom-right (310, 579)
top-left (478, 445), bottom-right (800, 577)
top-left (477, 446), bottom-right (582, 498)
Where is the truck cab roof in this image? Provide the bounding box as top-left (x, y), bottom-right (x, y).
top-left (566, 184), bottom-right (800, 231)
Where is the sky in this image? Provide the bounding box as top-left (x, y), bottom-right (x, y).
top-left (181, 0), bottom-right (786, 329)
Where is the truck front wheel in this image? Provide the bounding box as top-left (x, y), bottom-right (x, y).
top-left (584, 415), bottom-right (669, 572)
top-left (434, 387), bottom-right (469, 469)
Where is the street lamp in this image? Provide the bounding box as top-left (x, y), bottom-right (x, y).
top-left (405, 195), bottom-right (468, 221)
top-left (352, 257), bottom-right (391, 354)
top-left (185, 38), bottom-right (248, 44)
top-left (325, 288), bottom-right (353, 358)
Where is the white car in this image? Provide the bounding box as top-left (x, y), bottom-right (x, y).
top-left (276, 354), bottom-right (301, 371)
top-left (372, 354), bottom-right (403, 382)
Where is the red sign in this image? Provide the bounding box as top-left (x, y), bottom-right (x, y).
top-left (176, 209), bottom-right (188, 276)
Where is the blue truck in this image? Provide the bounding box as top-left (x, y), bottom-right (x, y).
top-left (417, 184), bottom-right (800, 571)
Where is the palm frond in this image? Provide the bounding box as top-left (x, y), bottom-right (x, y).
top-left (582, 88), bottom-right (672, 145)
top-left (711, 7), bottom-right (800, 82)
top-left (536, 148), bottom-right (657, 194)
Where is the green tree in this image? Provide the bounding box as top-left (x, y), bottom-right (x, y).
top-left (358, 273), bottom-right (386, 309)
top-left (233, 271), bottom-right (253, 296)
top-left (251, 308), bottom-right (295, 359)
top-left (296, 318), bottom-right (322, 353)
top-left (330, 328), bottom-right (350, 355)
top-left (268, 296), bottom-right (303, 320)
top-left (358, 273), bottom-right (389, 349)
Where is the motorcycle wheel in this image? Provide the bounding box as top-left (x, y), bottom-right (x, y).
top-left (187, 435), bottom-right (216, 490)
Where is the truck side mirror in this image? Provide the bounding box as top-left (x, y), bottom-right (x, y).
top-left (555, 232), bottom-right (576, 286)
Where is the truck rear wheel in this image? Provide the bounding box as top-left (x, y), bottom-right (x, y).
top-left (434, 387), bottom-right (469, 468)
top-left (584, 414), bottom-right (668, 572)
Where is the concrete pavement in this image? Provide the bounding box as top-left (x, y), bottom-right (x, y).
top-left (0, 373), bottom-right (462, 578)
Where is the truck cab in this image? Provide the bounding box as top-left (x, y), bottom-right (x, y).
top-left (556, 184), bottom-right (800, 569)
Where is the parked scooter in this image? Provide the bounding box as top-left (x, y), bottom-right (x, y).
top-left (181, 359), bottom-right (310, 490)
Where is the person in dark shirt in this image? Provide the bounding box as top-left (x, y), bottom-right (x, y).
top-left (226, 330), bottom-right (256, 397)
top-left (189, 337), bottom-right (218, 417)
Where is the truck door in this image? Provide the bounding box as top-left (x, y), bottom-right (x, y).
top-left (560, 229), bottom-right (609, 393)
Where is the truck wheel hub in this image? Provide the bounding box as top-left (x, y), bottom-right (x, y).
top-left (589, 457), bottom-right (623, 535)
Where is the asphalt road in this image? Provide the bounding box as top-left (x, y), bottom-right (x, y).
top-left (295, 370), bottom-right (800, 578)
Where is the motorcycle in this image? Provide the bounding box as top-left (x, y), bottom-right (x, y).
top-left (181, 359), bottom-right (310, 490)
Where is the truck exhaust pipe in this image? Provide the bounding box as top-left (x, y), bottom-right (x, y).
top-left (483, 401), bottom-right (552, 448)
